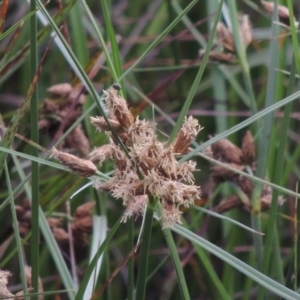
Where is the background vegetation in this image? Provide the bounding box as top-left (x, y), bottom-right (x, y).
top-left (1, 0), bottom-right (300, 299)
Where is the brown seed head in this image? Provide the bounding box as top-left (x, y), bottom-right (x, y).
top-left (242, 130), bottom-right (256, 164)
top-left (89, 144), bottom-right (127, 170)
top-left (211, 138), bottom-right (243, 164)
top-left (173, 116), bottom-right (201, 154)
top-left (74, 201), bottom-right (95, 219)
top-left (51, 148), bottom-right (97, 177)
top-left (66, 125), bottom-right (90, 157)
top-left (90, 116), bottom-right (124, 133)
top-left (161, 199), bottom-right (182, 228)
top-left (211, 163), bottom-right (245, 183)
top-left (122, 195), bottom-right (148, 222)
top-left (47, 83), bottom-right (72, 98)
top-left (104, 88), bottom-right (134, 128)
top-left (216, 22), bottom-right (235, 52)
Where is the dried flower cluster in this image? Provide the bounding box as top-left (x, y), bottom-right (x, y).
top-left (87, 87), bottom-right (202, 227)
top-left (0, 267), bottom-right (41, 300)
top-left (200, 14), bottom-right (252, 64)
top-left (39, 83), bottom-right (90, 156)
top-left (206, 131), bottom-right (284, 213)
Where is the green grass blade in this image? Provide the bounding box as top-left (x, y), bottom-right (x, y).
top-left (180, 88), bottom-right (300, 163)
top-left (227, 1), bottom-right (257, 115)
top-left (259, 56), bottom-right (297, 299)
top-left (29, 0), bottom-right (39, 296)
top-left (79, 0), bottom-right (116, 80)
top-left (100, 0), bottom-right (124, 86)
top-left (193, 244), bottom-right (231, 300)
top-left (190, 204), bottom-right (263, 235)
top-left (168, 0), bottom-right (224, 145)
top-left (172, 225), bottom-right (300, 300)
top-left (75, 217), bottom-right (122, 300)
top-left (127, 218), bottom-right (135, 300)
top-left (4, 161), bottom-right (29, 296)
top-left (287, 0), bottom-right (300, 74)
top-left (0, 9), bottom-right (38, 40)
top-left (162, 227), bottom-right (191, 299)
top-left (135, 206), bottom-right (153, 300)
top-left (251, 2), bottom-right (279, 277)
top-left (83, 215), bottom-right (107, 299)
top-left (68, 2), bottom-right (89, 66)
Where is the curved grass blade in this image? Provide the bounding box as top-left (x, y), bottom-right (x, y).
top-left (75, 217), bottom-right (121, 300)
top-left (29, 0), bottom-right (40, 296)
top-left (83, 215), bottom-right (107, 300)
top-left (100, 0), bottom-right (124, 87)
top-left (180, 88), bottom-right (300, 163)
top-left (135, 206), bottom-right (153, 300)
top-left (259, 57), bottom-right (297, 299)
top-left (190, 204), bottom-right (263, 235)
top-left (172, 225), bottom-right (300, 300)
top-left (80, 0), bottom-right (118, 83)
top-left (161, 228), bottom-right (190, 300)
top-left (287, 0), bottom-right (300, 74)
top-left (4, 161), bottom-right (29, 296)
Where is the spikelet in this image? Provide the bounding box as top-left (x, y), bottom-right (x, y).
top-left (51, 148), bottom-right (97, 177)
